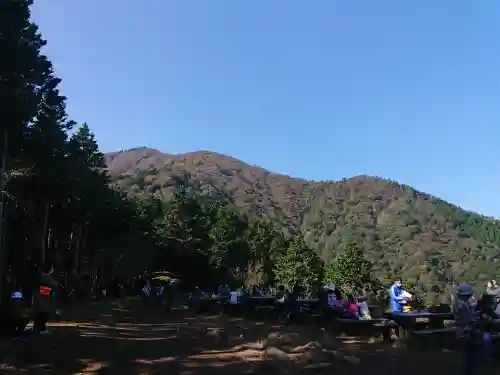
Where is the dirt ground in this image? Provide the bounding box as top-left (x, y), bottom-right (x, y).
top-left (1, 299), bottom-right (499, 375)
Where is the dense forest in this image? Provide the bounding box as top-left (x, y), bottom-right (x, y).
top-left (2, 0), bottom-right (500, 306)
top-left (0, 0), bottom-right (345, 303)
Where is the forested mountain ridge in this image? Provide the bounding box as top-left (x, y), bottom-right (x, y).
top-left (105, 147), bottom-right (313, 232)
top-left (105, 148), bottom-right (500, 299)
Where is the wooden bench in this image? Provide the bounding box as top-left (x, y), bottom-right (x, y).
top-left (334, 318), bottom-right (397, 327)
top-left (412, 328), bottom-right (500, 338)
top-left (411, 327), bottom-right (457, 336)
top-left (410, 327), bottom-right (500, 351)
top-left (254, 305), bottom-right (276, 313)
top-left (332, 318), bottom-right (398, 341)
top-left (410, 327), bottom-right (456, 351)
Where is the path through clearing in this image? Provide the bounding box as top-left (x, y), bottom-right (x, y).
top-left (1, 300), bottom-right (498, 374)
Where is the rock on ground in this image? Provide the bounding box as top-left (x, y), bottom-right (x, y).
top-left (205, 328), bottom-right (228, 345)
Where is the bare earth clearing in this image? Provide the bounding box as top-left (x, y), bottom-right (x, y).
top-left (1, 299), bottom-right (498, 375)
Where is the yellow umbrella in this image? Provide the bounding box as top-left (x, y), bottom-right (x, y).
top-left (151, 274), bottom-right (180, 284)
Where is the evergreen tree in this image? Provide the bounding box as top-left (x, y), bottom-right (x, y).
top-left (0, 0), bottom-right (54, 296)
top-left (246, 220), bottom-right (287, 284)
top-left (274, 235), bottom-right (324, 292)
top-left (325, 241), bottom-right (377, 295)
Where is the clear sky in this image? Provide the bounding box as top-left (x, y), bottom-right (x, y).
top-left (31, 1), bottom-right (500, 217)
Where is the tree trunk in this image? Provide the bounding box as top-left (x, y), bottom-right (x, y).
top-left (0, 129), bottom-right (8, 300)
top-left (73, 224), bottom-right (88, 275)
top-left (40, 198), bottom-right (50, 271)
top-left (73, 226), bottom-right (82, 275)
top-left (80, 227), bottom-right (88, 273)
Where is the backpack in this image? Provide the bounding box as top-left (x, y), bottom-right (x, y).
top-left (477, 293), bottom-right (499, 318)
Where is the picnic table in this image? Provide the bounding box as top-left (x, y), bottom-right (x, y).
top-left (243, 295), bottom-right (277, 316)
top-left (295, 298), bottom-right (320, 313)
top-left (296, 297), bottom-right (319, 303)
top-left (409, 319), bottom-right (500, 352)
top-left (207, 295), bottom-right (228, 301)
top-left (206, 295), bottom-right (229, 307)
top-left (332, 317), bottom-right (398, 341)
top-left (384, 311), bottom-right (454, 342)
top-left (188, 294), bottom-right (228, 313)
top-left (246, 295), bottom-right (276, 305)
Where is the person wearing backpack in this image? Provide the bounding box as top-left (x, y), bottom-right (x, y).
top-left (485, 280), bottom-right (500, 318)
top-left (454, 283), bottom-right (492, 375)
top-left (33, 266), bottom-right (59, 335)
top-left (454, 284), bottom-right (476, 375)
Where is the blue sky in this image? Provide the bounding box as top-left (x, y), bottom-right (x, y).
top-left (31, 1), bottom-right (500, 217)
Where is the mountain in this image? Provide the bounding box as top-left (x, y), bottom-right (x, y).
top-left (105, 147), bottom-right (500, 298)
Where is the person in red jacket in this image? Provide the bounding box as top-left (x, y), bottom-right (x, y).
top-left (342, 294), bottom-right (360, 319)
top-left (33, 266), bottom-right (59, 335)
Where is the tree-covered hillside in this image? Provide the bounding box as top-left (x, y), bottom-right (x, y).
top-left (106, 148), bottom-right (500, 301)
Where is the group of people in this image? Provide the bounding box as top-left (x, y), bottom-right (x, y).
top-left (141, 280), bottom-right (176, 312)
top-left (1, 266), bottom-right (59, 339)
top-left (388, 276), bottom-right (500, 375)
top-left (185, 283), bottom-right (373, 321)
top-left (317, 284), bottom-right (372, 320)
top-left (388, 276), bottom-right (500, 318)
top-left (453, 280), bottom-right (500, 375)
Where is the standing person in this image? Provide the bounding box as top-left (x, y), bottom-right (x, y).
top-left (454, 283), bottom-right (480, 375)
top-left (33, 265), bottom-right (59, 335)
top-left (275, 286), bottom-right (287, 315)
top-left (218, 284), bottom-right (230, 297)
top-left (484, 280), bottom-right (500, 318)
top-left (228, 288), bottom-right (240, 316)
top-left (189, 286), bottom-right (202, 312)
top-left (155, 284), bottom-right (164, 306)
top-left (164, 279), bottom-right (179, 314)
top-left (389, 277), bottom-right (409, 313)
top-left (142, 280), bottom-right (151, 304)
top-left (477, 281), bottom-right (497, 362)
top-left (283, 285), bottom-right (302, 323)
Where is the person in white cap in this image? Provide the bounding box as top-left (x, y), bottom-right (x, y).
top-left (2, 291), bottom-right (28, 338)
top-left (454, 283), bottom-right (480, 375)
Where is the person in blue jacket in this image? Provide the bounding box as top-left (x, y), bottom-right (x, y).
top-left (389, 277), bottom-right (406, 312)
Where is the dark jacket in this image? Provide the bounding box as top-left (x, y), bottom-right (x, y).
top-left (481, 287), bottom-right (500, 317)
top-left (35, 273), bottom-right (58, 313)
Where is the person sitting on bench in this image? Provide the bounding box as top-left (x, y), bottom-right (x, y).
top-left (321, 286), bottom-right (344, 320)
top-left (283, 285), bottom-right (301, 322)
top-left (355, 286), bottom-right (372, 319)
top-left (342, 294), bottom-right (361, 319)
top-left (327, 287), bottom-right (343, 308)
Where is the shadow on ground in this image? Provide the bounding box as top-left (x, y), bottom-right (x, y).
top-left (1, 300), bottom-right (499, 375)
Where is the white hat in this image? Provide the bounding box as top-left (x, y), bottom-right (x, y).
top-left (11, 291), bottom-right (23, 300)
top-left (456, 283), bottom-right (473, 296)
top-left (324, 283), bottom-right (336, 291)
